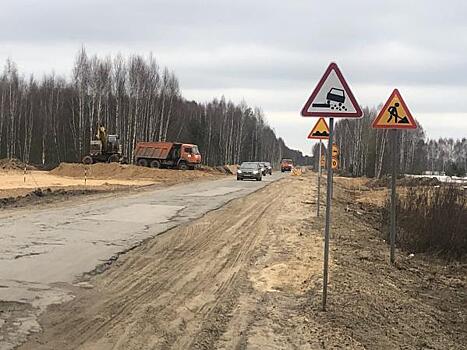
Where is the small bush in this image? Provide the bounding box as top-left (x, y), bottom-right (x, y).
top-left (383, 185), bottom-right (467, 259)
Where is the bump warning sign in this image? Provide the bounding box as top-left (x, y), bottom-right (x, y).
top-left (372, 89), bottom-right (417, 129)
top-left (307, 118), bottom-right (330, 139)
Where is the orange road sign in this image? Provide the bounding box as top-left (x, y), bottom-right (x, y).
top-left (332, 143), bottom-right (339, 157)
top-left (308, 118), bottom-right (330, 139)
top-left (332, 158), bottom-right (338, 170)
top-left (372, 89), bottom-right (417, 129)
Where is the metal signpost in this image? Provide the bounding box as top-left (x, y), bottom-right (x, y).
top-left (307, 117), bottom-right (330, 217)
top-left (372, 89), bottom-right (417, 264)
top-left (317, 141), bottom-right (322, 216)
top-left (322, 117), bottom-right (334, 308)
top-left (301, 62), bottom-right (363, 310)
top-left (390, 129), bottom-right (397, 264)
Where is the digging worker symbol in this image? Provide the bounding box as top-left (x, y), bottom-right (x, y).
top-left (387, 102), bottom-right (409, 124)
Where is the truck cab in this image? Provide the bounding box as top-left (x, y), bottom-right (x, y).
top-left (180, 144), bottom-right (201, 166)
top-left (280, 158), bottom-right (293, 172)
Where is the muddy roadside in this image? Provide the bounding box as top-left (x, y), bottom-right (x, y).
top-left (18, 172), bottom-right (466, 349)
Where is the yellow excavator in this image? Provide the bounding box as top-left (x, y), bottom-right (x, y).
top-left (82, 126), bottom-right (126, 164)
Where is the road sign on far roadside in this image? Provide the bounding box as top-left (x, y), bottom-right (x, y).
top-left (331, 158), bottom-right (338, 170)
top-left (372, 89), bottom-right (417, 129)
top-left (332, 143), bottom-right (339, 157)
top-left (308, 118), bottom-right (330, 139)
top-left (301, 62), bottom-right (363, 118)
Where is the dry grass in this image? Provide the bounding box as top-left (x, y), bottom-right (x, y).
top-left (385, 185), bottom-right (467, 259)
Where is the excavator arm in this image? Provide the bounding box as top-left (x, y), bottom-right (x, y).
top-left (96, 126), bottom-right (108, 152)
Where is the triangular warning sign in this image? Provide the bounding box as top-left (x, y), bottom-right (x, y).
top-left (372, 89), bottom-right (417, 129)
top-left (301, 62), bottom-right (363, 118)
top-left (307, 118), bottom-right (330, 139)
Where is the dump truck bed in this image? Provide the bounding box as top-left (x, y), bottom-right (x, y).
top-left (134, 142), bottom-right (176, 160)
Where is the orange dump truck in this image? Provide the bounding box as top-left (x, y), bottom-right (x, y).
top-left (280, 158), bottom-right (293, 172)
top-left (134, 142), bottom-right (201, 170)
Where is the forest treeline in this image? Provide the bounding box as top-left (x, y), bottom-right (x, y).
top-left (0, 48), bottom-right (310, 168)
top-left (312, 107), bottom-right (467, 177)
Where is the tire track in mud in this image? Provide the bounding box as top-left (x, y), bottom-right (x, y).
top-left (188, 191), bottom-right (279, 349)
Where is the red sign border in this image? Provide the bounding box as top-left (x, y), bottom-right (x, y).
top-left (372, 89), bottom-right (417, 129)
top-left (307, 117), bottom-right (330, 140)
top-left (301, 62), bottom-right (363, 118)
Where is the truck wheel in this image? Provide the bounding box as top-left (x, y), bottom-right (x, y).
top-left (137, 158), bottom-right (148, 167)
top-left (178, 162), bottom-right (188, 170)
top-left (150, 160), bottom-right (161, 168)
top-left (108, 154), bottom-right (120, 163)
top-left (82, 156), bottom-right (93, 165)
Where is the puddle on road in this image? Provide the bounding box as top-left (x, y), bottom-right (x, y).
top-left (0, 280), bottom-right (73, 350)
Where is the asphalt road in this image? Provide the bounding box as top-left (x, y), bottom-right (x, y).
top-left (0, 171), bottom-right (286, 349)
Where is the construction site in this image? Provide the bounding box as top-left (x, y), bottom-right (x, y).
top-left (1, 2), bottom-right (467, 348)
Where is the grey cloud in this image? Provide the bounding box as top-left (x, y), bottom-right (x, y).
top-left (1, 0), bottom-right (466, 154)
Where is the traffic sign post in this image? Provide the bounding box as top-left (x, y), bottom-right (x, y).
top-left (322, 117), bottom-right (334, 310)
top-left (308, 118), bottom-right (330, 217)
top-left (372, 89), bottom-right (417, 265)
top-left (301, 62), bottom-right (362, 310)
top-left (390, 129), bottom-right (397, 264)
top-left (317, 140), bottom-right (322, 217)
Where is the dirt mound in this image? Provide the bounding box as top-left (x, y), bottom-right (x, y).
top-left (213, 165), bottom-right (238, 175)
top-left (0, 187), bottom-right (100, 209)
top-left (50, 162), bottom-right (225, 182)
top-left (399, 176), bottom-right (441, 187)
top-left (197, 164), bottom-right (238, 175)
top-left (224, 164), bottom-right (238, 174)
top-left (0, 158), bottom-right (35, 171)
top-left (366, 175), bottom-right (441, 188)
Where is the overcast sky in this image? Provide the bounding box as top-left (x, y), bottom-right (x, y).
top-left (1, 0), bottom-right (466, 155)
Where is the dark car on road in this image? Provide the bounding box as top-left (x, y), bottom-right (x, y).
top-left (257, 162), bottom-right (267, 176)
top-left (237, 162), bottom-right (262, 181)
top-left (259, 162), bottom-right (272, 176)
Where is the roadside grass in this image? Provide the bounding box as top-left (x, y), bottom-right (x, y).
top-left (384, 185), bottom-right (467, 259)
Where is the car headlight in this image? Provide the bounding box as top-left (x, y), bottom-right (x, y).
top-left (237, 170), bottom-right (242, 173)
top-left (253, 170), bottom-right (258, 174)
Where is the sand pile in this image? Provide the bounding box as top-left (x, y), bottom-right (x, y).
top-left (50, 163), bottom-right (226, 182)
top-left (0, 158), bottom-right (36, 171)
